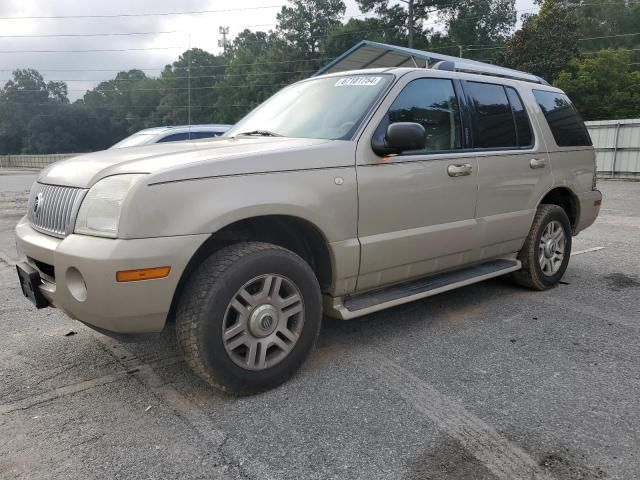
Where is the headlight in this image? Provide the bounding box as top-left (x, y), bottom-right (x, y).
top-left (74, 174), bottom-right (146, 238)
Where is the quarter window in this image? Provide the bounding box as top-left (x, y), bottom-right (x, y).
top-left (379, 78), bottom-right (462, 152)
top-left (533, 90), bottom-right (592, 147)
top-left (466, 82), bottom-right (517, 148)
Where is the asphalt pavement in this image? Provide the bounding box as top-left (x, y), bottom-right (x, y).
top-left (0, 170), bottom-right (638, 480)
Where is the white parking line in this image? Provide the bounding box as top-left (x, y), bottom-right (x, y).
top-left (371, 356), bottom-right (555, 480)
top-left (571, 246), bottom-right (605, 256)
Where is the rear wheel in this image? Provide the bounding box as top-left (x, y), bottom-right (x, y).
top-left (512, 204), bottom-right (572, 290)
top-left (175, 242), bottom-right (322, 395)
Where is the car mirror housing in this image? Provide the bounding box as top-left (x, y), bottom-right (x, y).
top-left (372, 122), bottom-right (427, 156)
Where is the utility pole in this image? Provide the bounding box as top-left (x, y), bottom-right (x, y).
top-left (408, 0), bottom-right (414, 49)
top-left (187, 33), bottom-right (192, 129)
top-left (458, 45), bottom-right (463, 58)
top-left (399, 0), bottom-right (414, 49)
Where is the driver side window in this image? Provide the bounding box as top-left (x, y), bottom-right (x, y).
top-left (377, 78), bottom-right (462, 152)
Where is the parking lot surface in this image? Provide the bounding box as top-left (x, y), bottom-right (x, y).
top-left (1, 171), bottom-right (638, 480)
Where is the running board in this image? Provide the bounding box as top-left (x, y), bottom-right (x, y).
top-left (325, 259), bottom-right (521, 320)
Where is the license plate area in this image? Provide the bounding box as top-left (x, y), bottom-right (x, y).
top-left (16, 262), bottom-right (49, 309)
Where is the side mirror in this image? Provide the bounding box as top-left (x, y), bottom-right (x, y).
top-left (372, 122), bottom-right (427, 156)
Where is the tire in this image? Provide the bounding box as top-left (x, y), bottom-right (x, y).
top-left (175, 242), bottom-right (322, 395)
top-left (512, 204), bottom-right (572, 291)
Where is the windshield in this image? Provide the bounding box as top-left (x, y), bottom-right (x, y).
top-left (111, 133), bottom-right (156, 148)
top-left (226, 74), bottom-right (392, 140)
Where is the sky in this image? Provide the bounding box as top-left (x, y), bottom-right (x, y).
top-left (0, 0), bottom-right (537, 100)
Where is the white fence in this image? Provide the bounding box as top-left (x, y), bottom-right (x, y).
top-left (586, 119), bottom-right (640, 178)
top-left (0, 154), bottom-right (76, 169)
top-left (1, 121), bottom-right (639, 178)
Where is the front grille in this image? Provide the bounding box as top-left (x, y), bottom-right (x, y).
top-left (27, 183), bottom-right (87, 237)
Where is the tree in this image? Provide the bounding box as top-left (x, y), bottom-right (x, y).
top-left (442, 0), bottom-right (516, 51)
top-left (555, 49), bottom-right (640, 121)
top-left (277, 0), bottom-right (346, 55)
top-left (81, 69), bottom-right (160, 139)
top-left (23, 105), bottom-right (116, 153)
top-left (498, 0), bottom-right (579, 82)
top-left (156, 48), bottom-right (227, 126)
top-left (0, 69), bottom-right (69, 154)
top-left (356, 0), bottom-right (434, 48)
top-left (214, 31), bottom-right (295, 123)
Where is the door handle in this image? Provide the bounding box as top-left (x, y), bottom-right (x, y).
top-left (529, 158), bottom-right (547, 169)
top-left (447, 163), bottom-right (473, 177)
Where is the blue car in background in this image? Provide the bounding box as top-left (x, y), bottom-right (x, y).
top-left (111, 124), bottom-right (232, 149)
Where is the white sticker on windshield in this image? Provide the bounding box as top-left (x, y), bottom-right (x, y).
top-left (335, 76), bottom-right (382, 87)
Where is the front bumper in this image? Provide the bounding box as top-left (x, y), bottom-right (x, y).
top-left (15, 216), bottom-right (208, 334)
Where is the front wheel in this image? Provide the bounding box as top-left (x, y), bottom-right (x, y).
top-left (512, 204), bottom-right (572, 290)
top-left (175, 242), bottom-right (322, 395)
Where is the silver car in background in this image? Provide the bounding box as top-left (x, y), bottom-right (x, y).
top-left (110, 124), bottom-right (232, 148)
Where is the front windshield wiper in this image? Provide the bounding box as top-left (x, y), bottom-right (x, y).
top-left (234, 129), bottom-right (283, 138)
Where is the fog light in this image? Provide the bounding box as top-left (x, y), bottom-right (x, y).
top-left (116, 266), bottom-right (171, 282)
top-left (66, 267), bottom-right (87, 302)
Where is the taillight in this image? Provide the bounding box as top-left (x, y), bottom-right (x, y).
top-left (592, 154), bottom-right (598, 190)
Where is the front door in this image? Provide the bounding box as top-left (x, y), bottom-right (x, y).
top-left (355, 75), bottom-right (479, 292)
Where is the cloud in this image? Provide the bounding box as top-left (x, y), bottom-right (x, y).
top-left (0, 0), bottom-right (285, 99)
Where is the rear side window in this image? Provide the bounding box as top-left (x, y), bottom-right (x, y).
top-left (533, 90), bottom-right (592, 147)
top-left (505, 87), bottom-right (533, 147)
top-left (466, 82), bottom-right (517, 148)
top-left (465, 82), bottom-right (534, 149)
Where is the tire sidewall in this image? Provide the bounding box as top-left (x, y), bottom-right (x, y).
top-left (532, 207), bottom-right (572, 287)
top-left (197, 248), bottom-right (321, 394)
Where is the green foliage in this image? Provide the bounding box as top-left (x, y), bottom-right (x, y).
top-left (555, 49), bottom-right (640, 121)
top-left (156, 48), bottom-right (227, 125)
top-left (277, 0), bottom-right (346, 55)
top-left (499, 0), bottom-right (580, 82)
top-left (0, 69), bottom-right (69, 154)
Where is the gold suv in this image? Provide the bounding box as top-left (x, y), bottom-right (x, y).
top-left (15, 62), bottom-right (602, 394)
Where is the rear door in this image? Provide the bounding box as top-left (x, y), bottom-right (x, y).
top-left (355, 74), bottom-right (480, 292)
top-left (462, 80), bottom-right (553, 261)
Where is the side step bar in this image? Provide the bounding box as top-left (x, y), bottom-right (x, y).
top-left (325, 259), bottom-right (521, 320)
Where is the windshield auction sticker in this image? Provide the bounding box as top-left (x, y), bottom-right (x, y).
top-left (335, 76), bottom-right (382, 87)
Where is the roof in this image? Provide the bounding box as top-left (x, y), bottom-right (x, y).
top-left (315, 40), bottom-right (548, 85)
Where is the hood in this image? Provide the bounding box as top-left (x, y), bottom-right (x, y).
top-left (38, 137), bottom-right (334, 188)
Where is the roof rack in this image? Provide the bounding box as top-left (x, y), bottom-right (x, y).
top-left (315, 40), bottom-right (550, 85)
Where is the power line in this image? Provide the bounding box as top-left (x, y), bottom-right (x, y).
top-left (0, 69), bottom-right (318, 82)
top-left (578, 32), bottom-right (640, 41)
top-left (0, 46), bottom-right (186, 54)
top-left (5, 83), bottom-right (291, 93)
top-left (0, 5), bottom-right (285, 21)
top-left (0, 30), bottom-right (182, 39)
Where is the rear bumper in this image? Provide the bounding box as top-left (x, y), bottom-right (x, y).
top-left (15, 216), bottom-right (208, 334)
top-left (575, 189), bottom-right (602, 235)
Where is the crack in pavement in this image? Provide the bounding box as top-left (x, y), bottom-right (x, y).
top-left (87, 329), bottom-right (276, 480)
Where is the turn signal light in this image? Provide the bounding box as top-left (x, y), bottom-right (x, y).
top-left (116, 266), bottom-right (171, 282)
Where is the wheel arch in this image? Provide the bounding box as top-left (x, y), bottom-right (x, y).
top-left (166, 214), bottom-right (334, 324)
top-left (537, 186), bottom-right (580, 232)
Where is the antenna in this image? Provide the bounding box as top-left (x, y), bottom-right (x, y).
top-left (218, 26), bottom-right (230, 52)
